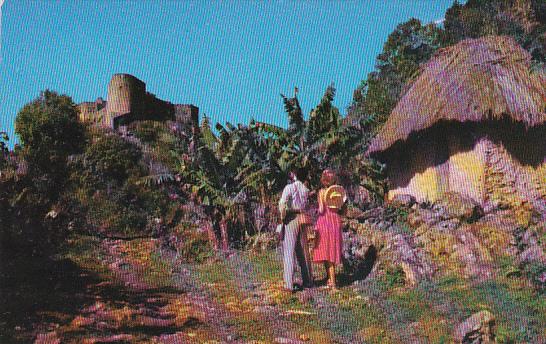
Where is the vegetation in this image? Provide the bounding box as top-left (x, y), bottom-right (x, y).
top-left (347, 0), bottom-right (546, 131)
top-left (1, 91), bottom-right (85, 255)
top-left (1, 1), bottom-right (545, 342)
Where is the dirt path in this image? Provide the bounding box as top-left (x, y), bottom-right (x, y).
top-left (226, 251), bottom-right (368, 344)
top-left (28, 238), bottom-right (240, 343)
top-left (159, 249), bottom-right (249, 343)
top-left (23, 236), bottom-right (544, 343)
top-left (222, 253), bottom-right (308, 343)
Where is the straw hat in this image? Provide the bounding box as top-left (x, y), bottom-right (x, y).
top-left (324, 185), bottom-right (347, 209)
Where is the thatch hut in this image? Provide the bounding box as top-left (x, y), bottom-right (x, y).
top-left (367, 36), bottom-right (546, 211)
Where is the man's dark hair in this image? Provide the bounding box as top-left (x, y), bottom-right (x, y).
top-left (295, 167), bottom-right (308, 182)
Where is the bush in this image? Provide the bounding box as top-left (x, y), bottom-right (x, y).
top-left (522, 261), bottom-right (546, 294)
top-left (83, 181), bottom-right (172, 237)
top-left (131, 120), bottom-right (164, 143)
top-left (82, 133), bottom-right (143, 186)
top-left (0, 172), bottom-right (78, 256)
top-left (1, 91), bottom-right (85, 256)
top-left (170, 223), bottom-right (214, 263)
top-left (383, 265), bottom-right (406, 287)
top-left (15, 90), bottom-right (84, 189)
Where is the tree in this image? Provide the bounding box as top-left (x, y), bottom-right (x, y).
top-left (0, 132), bottom-right (8, 170)
top-left (0, 91), bottom-right (88, 254)
top-left (348, 19), bottom-right (443, 130)
top-left (442, 0), bottom-right (545, 62)
top-left (199, 115), bottom-right (219, 150)
top-left (82, 133), bottom-right (143, 187)
top-left (281, 93), bottom-right (305, 140)
top-left (15, 90), bottom-right (85, 199)
top-left (347, 19), bottom-right (453, 132)
top-left (306, 84), bottom-right (341, 145)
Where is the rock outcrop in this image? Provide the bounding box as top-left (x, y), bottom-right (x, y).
top-left (454, 310), bottom-right (496, 344)
top-left (344, 189), bottom-right (545, 284)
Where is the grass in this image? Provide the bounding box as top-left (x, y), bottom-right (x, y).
top-left (386, 287), bottom-right (451, 343)
top-left (247, 249), bottom-right (395, 343)
top-left (192, 258), bottom-right (275, 342)
top-left (5, 234), bottom-right (544, 343)
top-left (327, 287), bottom-right (397, 344)
top-left (242, 249), bottom-right (357, 342)
top-left (437, 274), bottom-right (546, 343)
top-left (244, 249), bottom-right (457, 343)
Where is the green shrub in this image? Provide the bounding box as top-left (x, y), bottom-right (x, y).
top-left (383, 265), bottom-right (406, 287)
top-left (83, 133), bottom-right (143, 185)
top-left (522, 261), bottom-right (546, 294)
top-left (84, 180), bottom-right (172, 238)
top-left (131, 120), bottom-right (164, 143)
top-left (172, 223), bottom-right (214, 263)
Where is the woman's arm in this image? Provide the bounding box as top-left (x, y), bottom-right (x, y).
top-left (318, 189), bottom-right (325, 214)
top-left (339, 200), bottom-right (348, 216)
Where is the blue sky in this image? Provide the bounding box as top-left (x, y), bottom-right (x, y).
top-left (0, 1), bottom-right (455, 146)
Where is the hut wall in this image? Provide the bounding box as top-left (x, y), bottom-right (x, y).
top-left (446, 136), bottom-right (487, 205)
top-left (386, 133), bottom-right (546, 209)
top-left (483, 139), bottom-right (546, 211)
top-left (387, 138), bottom-right (449, 203)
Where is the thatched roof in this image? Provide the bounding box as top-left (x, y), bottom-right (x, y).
top-left (368, 36), bottom-right (546, 155)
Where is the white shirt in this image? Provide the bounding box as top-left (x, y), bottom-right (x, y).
top-left (279, 178), bottom-right (309, 212)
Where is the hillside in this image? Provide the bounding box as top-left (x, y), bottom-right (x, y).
top-left (1, 1), bottom-right (545, 343)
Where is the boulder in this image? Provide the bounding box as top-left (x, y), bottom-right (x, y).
top-left (454, 310), bottom-right (496, 344)
top-left (407, 211), bottom-right (424, 228)
top-left (352, 185), bottom-right (371, 207)
top-left (518, 245), bottom-right (546, 265)
top-left (452, 230), bottom-right (493, 280)
top-left (437, 219), bottom-right (461, 231)
top-left (389, 194), bottom-right (416, 208)
top-left (411, 208), bottom-right (445, 226)
top-left (465, 221), bottom-right (514, 258)
top-left (388, 233), bottom-right (434, 285)
top-left (345, 206), bottom-right (367, 221)
top-left (433, 192), bottom-right (484, 222)
top-left (350, 227), bottom-right (434, 285)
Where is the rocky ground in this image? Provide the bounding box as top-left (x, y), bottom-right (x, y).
top-left (1, 193), bottom-right (545, 343)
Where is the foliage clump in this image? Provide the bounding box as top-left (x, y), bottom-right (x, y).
top-left (170, 223), bottom-right (214, 263)
top-left (1, 91), bottom-right (85, 255)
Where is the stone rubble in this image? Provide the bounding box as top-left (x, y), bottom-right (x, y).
top-left (344, 191), bottom-right (545, 284)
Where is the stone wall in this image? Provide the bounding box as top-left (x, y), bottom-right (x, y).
top-left (77, 98), bottom-right (107, 125)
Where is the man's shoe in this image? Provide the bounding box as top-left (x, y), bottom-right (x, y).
top-left (293, 283), bottom-right (304, 292)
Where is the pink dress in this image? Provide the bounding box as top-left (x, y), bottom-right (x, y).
top-left (312, 190), bottom-right (343, 265)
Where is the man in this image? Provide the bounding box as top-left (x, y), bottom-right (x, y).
top-left (278, 167), bottom-right (314, 292)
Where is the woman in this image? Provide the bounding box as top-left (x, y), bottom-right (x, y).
top-left (312, 169), bottom-right (345, 289)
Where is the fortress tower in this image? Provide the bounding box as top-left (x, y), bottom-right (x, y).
top-left (106, 74), bottom-right (146, 117)
top-left (77, 73), bottom-right (199, 130)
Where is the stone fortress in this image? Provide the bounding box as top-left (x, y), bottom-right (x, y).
top-left (78, 74), bottom-right (198, 131)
